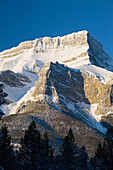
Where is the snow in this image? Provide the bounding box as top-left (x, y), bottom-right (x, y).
top-left (0, 68), bottom-right (38, 102)
top-left (1, 85), bottom-right (36, 116)
top-left (0, 46), bottom-right (89, 73)
top-left (0, 29), bottom-right (112, 86)
top-left (106, 111), bottom-right (113, 116)
top-left (0, 30), bottom-right (112, 134)
top-left (70, 64), bottom-right (113, 84)
top-left (90, 103), bottom-right (99, 117)
top-left (76, 102), bottom-right (106, 133)
top-left (0, 34), bottom-right (90, 108)
top-left (67, 101), bottom-right (75, 111)
top-left (0, 69), bottom-right (38, 116)
top-left (0, 42), bottom-right (112, 86)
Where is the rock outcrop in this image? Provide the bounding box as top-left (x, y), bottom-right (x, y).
top-left (33, 62), bottom-right (89, 105)
top-left (2, 30), bottom-right (113, 156)
top-left (0, 31), bottom-right (112, 72)
top-left (32, 62), bottom-right (113, 124)
top-left (1, 30), bottom-right (113, 131)
top-left (0, 70), bottom-right (31, 87)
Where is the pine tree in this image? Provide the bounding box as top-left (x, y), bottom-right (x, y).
top-left (60, 128), bottom-right (77, 169)
top-left (68, 127), bottom-right (75, 144)
top-left (90, 142), bottom-right (105, 169)
top-left (90, 137), bottom-right (113, 170)
top-left (41, 130), bottom-right (53, 169)
top-left (77, 145), bottom-right (88, 169)
top-left (0, 126), bottom-right (15, 170)
top-left (0, 83), bottom-right (7, 118)
top-left (18, 120), bottom-right (42, 170)
top-left (90, 142), bottom-right (103, 169)
top-left (102, 136), bottom-right (113, 169)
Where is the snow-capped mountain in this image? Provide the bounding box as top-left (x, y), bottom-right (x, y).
top-left (0, 30), bottom-right (113, 135)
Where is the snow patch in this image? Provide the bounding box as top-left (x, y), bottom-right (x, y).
top-left (76, 102), bottom-right (106, 133)
top-left (1, 86), bottom-right (36, 116)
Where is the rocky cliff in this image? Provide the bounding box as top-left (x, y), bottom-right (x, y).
top-left (0, 31), bottom-right (112, 73)
top-left (1, 30), bottom-right (113, 155)
top-left (10, 61), bottom-right (112, 133)
top-left (0, 30), bottom-right (113, 132)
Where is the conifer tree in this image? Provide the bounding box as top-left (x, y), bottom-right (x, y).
top-left (68, 127), bottom-right (75, 144)
top-left (77, 145), bottom-right (88, 169)
top-left (102, 136), bottom-right (113, 169)
top-left (90, 136), bottom-right (113, 170)
top-left (60, 128), bottom-right (77, 169)
top-left (0, 83), bottom-right (7, 118)
top-left (18, 120), bottom-right (42, 170)
top-left (41, 130), bottom-right (53, 169)
top-left (90, 142), bottom-right (103, 169)
top-left (0, 126), bottom-right (15, 170)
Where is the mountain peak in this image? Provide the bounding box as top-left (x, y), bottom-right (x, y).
top-left (0, 30), bottom-right (113, 81)
top-left (0, 30), bottom-right (102, 56)
top-left (1, 30), bottom-right (113, 136)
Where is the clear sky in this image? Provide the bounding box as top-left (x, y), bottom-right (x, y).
top-left (0, 0), bottom-right (113, 57)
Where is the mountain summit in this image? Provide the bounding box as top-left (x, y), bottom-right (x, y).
top-left (0, 30), bottom-right (113, 136)
top-left (0, 30), bottom-right (113, 74)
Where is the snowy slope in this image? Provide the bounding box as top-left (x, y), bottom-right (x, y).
top-left (68, 64), bottom-right (113, 84)
top-left (0, 30), bottom-right (113, 132)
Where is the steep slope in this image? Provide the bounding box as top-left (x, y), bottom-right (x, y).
top-left (0, 101), bottom-right (104, 156)
top-left (0, 70), bottom-right (31, 87)
top-left (1, 30), bottom-right (113, 155)
top-left (6, 61), bottom-right (108, 133)
top-left (0, 30), bottom-right (113, 105)
top-left (0, 30), bottom-right (113, 131)
top-left (0, 30), bottom-right (112, 74)
top-left (0, 61), bottom-right (106, 155)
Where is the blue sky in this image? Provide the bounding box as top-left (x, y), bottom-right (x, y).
top-left (0, 0), bottom-right (113, 57)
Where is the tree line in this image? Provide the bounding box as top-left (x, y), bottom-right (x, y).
top-left (0, 120), bottom-right (113, 170)
top-left (0, 83), bottom-right (7, 118)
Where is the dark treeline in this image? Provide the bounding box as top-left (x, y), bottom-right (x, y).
top-left (0, 83), bottom-right (8, 118)
top-left (0, 121), bottom-right (113, 170)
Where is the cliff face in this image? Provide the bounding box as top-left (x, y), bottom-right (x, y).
top-left (82, 72), bottom-right (113, 107)
top-left (0, 31), bottom-right (112, 73)
top-left (33, 62), bottom-right (89, 104)
top-left (0, 31), bottom-right (89, 57)
top-left (12, 60), bottom-right (113, 134)
top-left (32, 62), bottom-right (113, 124)
top-left (0, 31), bottom-right (103, 56)
top-left (0, 30), bottom-right (113, 132)
top-left (81, 72), bottom-right (113, 118)
top-left (0, 70), bottom-right (31, 87)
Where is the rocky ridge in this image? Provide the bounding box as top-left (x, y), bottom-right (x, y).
top-left (0, 30), bottom-right (113, 133)
top-left (0, 31), bottom-right (112, 74)
top-left (15, 61), bottom-right (113, 132)
top-left (0, 70), bottom-right (31, 87)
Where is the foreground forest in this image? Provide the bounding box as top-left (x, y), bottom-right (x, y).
top-left (0, 120), bottom-right (113, 170)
